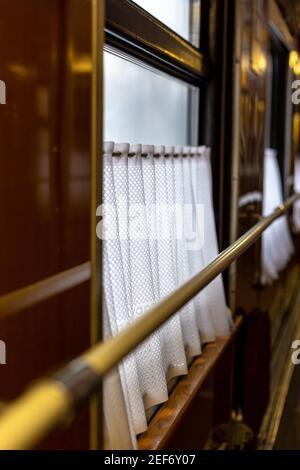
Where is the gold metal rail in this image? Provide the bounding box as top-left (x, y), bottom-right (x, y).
top-left (0, 262), bottom-right (91, 320)
top-left (0, 194), bottom-right (298, 450)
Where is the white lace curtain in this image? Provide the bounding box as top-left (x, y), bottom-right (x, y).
top-left (262, 148), bottom-right (294, 284)
top-left (102, 142), bottom-right (232, 449)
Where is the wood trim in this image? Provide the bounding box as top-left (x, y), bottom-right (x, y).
top-left (229, 0), bottom-right (242, 312)
top-left (268, 0), bottom-right (295, 50)
top-left (90, 0), bottom-right (104, 450)
top-left (0, 262), bottom-right (91, 320)
top-left (138, 317), bottom-right (243, 450)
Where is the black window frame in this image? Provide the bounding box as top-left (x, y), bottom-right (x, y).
top-left (266, 27), bottom-right (293, 199)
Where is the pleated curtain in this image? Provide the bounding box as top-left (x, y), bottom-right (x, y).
top-left (262, 148), bottom-right (294, 284)
top-left (103, 142), bottom-right (232, 448)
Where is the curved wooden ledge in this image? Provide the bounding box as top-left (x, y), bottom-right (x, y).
top-left (138, 317), bottom-right (243, 450)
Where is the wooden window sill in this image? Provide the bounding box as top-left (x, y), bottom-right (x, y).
top-left (138, 317), bottom-right (242, 450)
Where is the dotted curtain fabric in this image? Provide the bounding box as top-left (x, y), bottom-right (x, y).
top-left (103, 143), bottom-right (232, 448)
top-left (262, 148), bottom-right (294, 284)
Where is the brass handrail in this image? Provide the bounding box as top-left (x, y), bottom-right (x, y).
top-left (0, 193), bottom-right (298, 450)
top-left (0, 262), bottom-right (91, 320)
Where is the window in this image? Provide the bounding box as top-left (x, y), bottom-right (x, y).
top-left (103, 0), bottom-right (217, 450)
top-left (132, 0), bottom-right (201, 47)
top-left (104, 0), bottom-right (208, 146)
top-left (104, 50), bottom-right (199, 145)
top-left (265, 35), bottom-right (292, 189)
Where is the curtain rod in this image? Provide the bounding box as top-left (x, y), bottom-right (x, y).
top-left (0, 193), bottom-right (299, 450)
top-left (111, 152), bottom-right (201, 157)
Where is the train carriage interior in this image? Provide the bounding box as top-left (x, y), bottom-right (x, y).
top-left (2, 0), bottom-right (300, 455)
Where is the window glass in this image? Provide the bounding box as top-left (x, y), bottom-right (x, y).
top-left (104, 50), bottom-right (199, 145)
top-left (133, 0), bottom-right (200, 47)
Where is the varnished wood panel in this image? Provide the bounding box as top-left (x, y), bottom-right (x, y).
top-left (233, 1), bottom-right (300, 443)
top-left (0, 0), bottom-right (91, 294)
top-left (235, 0), bottom-right (269, 314)
top-left (0, 0), bottom-right (93, 449)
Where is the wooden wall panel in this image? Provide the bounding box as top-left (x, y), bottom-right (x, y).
top-left (0, 0), bottom-right (93, 449)
top-left (233, 0), bottom-right (300, 443)
top-left (235, 0), bottom-right (269, 312)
